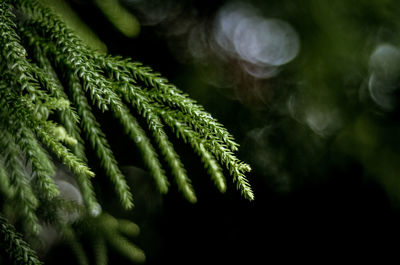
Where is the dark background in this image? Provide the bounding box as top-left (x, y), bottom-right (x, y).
top-left (45, 0), bottom-right (400, 263)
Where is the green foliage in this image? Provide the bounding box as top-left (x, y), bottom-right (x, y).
top-left (0, 215), bottom-right (42, 265)
top-left (78, 213), bottom-right (146, 264)
top-left (0, 0), bottom-right (252, 263)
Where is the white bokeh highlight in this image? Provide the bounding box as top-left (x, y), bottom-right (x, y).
top-left (368, 43), bottom-right (400, 110)
top-left (213, 2), bottom-right (300, 79)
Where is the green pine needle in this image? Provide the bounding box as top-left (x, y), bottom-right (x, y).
top-left (0, 215), bottom-right (43, 265)
top-left (0, 0), bottom-right (254, 263)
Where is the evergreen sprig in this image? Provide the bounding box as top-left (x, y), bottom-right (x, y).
top-left (0, 215), bottom-right (43, 265)
top-left (66, 213), bottom-right (145, 265)
top-left (0, 0), bottom-right (253, 263)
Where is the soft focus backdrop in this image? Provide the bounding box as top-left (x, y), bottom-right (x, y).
top-left (44, 0), bottom-right (400, 263)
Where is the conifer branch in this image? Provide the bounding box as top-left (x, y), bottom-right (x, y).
top-left (93, 235), bottom-right (107, 265)
top-left (22, 37), bottom-right (98, 210)
top-left (70, 213), bottom-right (145, 265)
top-left (160, 112), bottom-right (227, 193)
top-left (30, 43), bottom-right (87, 159)
top-left (100, 214), bottom-right (145, 264)
top-left (117, 219), bottom-right (140, 237)
top-left (29, 37), bottom-right (167, 207)
top-left (65, 72), bottom-right (134, 209)
top-left (16, 126), bottom-right (59, 200)
top-left (162, 109), bottom-right (253, 200)
top-left (107, 233), bottom-right (146, 264)
top-left (62, 226), bottom-right (89, 265)
top-left (0, 159), bottom-right (14, 200)
top-left (0, 131), bottom-right (39, 235)
top-left (112, 81), bottom-right (197, 203)
top-left (0, 215), bottom-right (43, 265)
top-left (33, 121), bottom-right (98, 214)
top-left (3, 118), bottom-right (58, 204)
top-left (0, 3), bottom-right (34, 95)
top-left (15, 0), bottom-right (120, 112)
top-left (16, 1), bottom-right (253, 201)
top-left (116, 59), bottom-right (240, 152)
top-left (109, 98), bottom-right (170, 195)
top-left (34, 121), bottom-right (96, 187)
top-left (0, 1), bottom-right (254, 263)
top-left (91, 52), bottom-right (197, 201)
top-left (93, 54), bottom-right (253, 199)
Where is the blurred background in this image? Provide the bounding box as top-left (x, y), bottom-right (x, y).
top-left (42, 0), bottom-right (400, 263)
